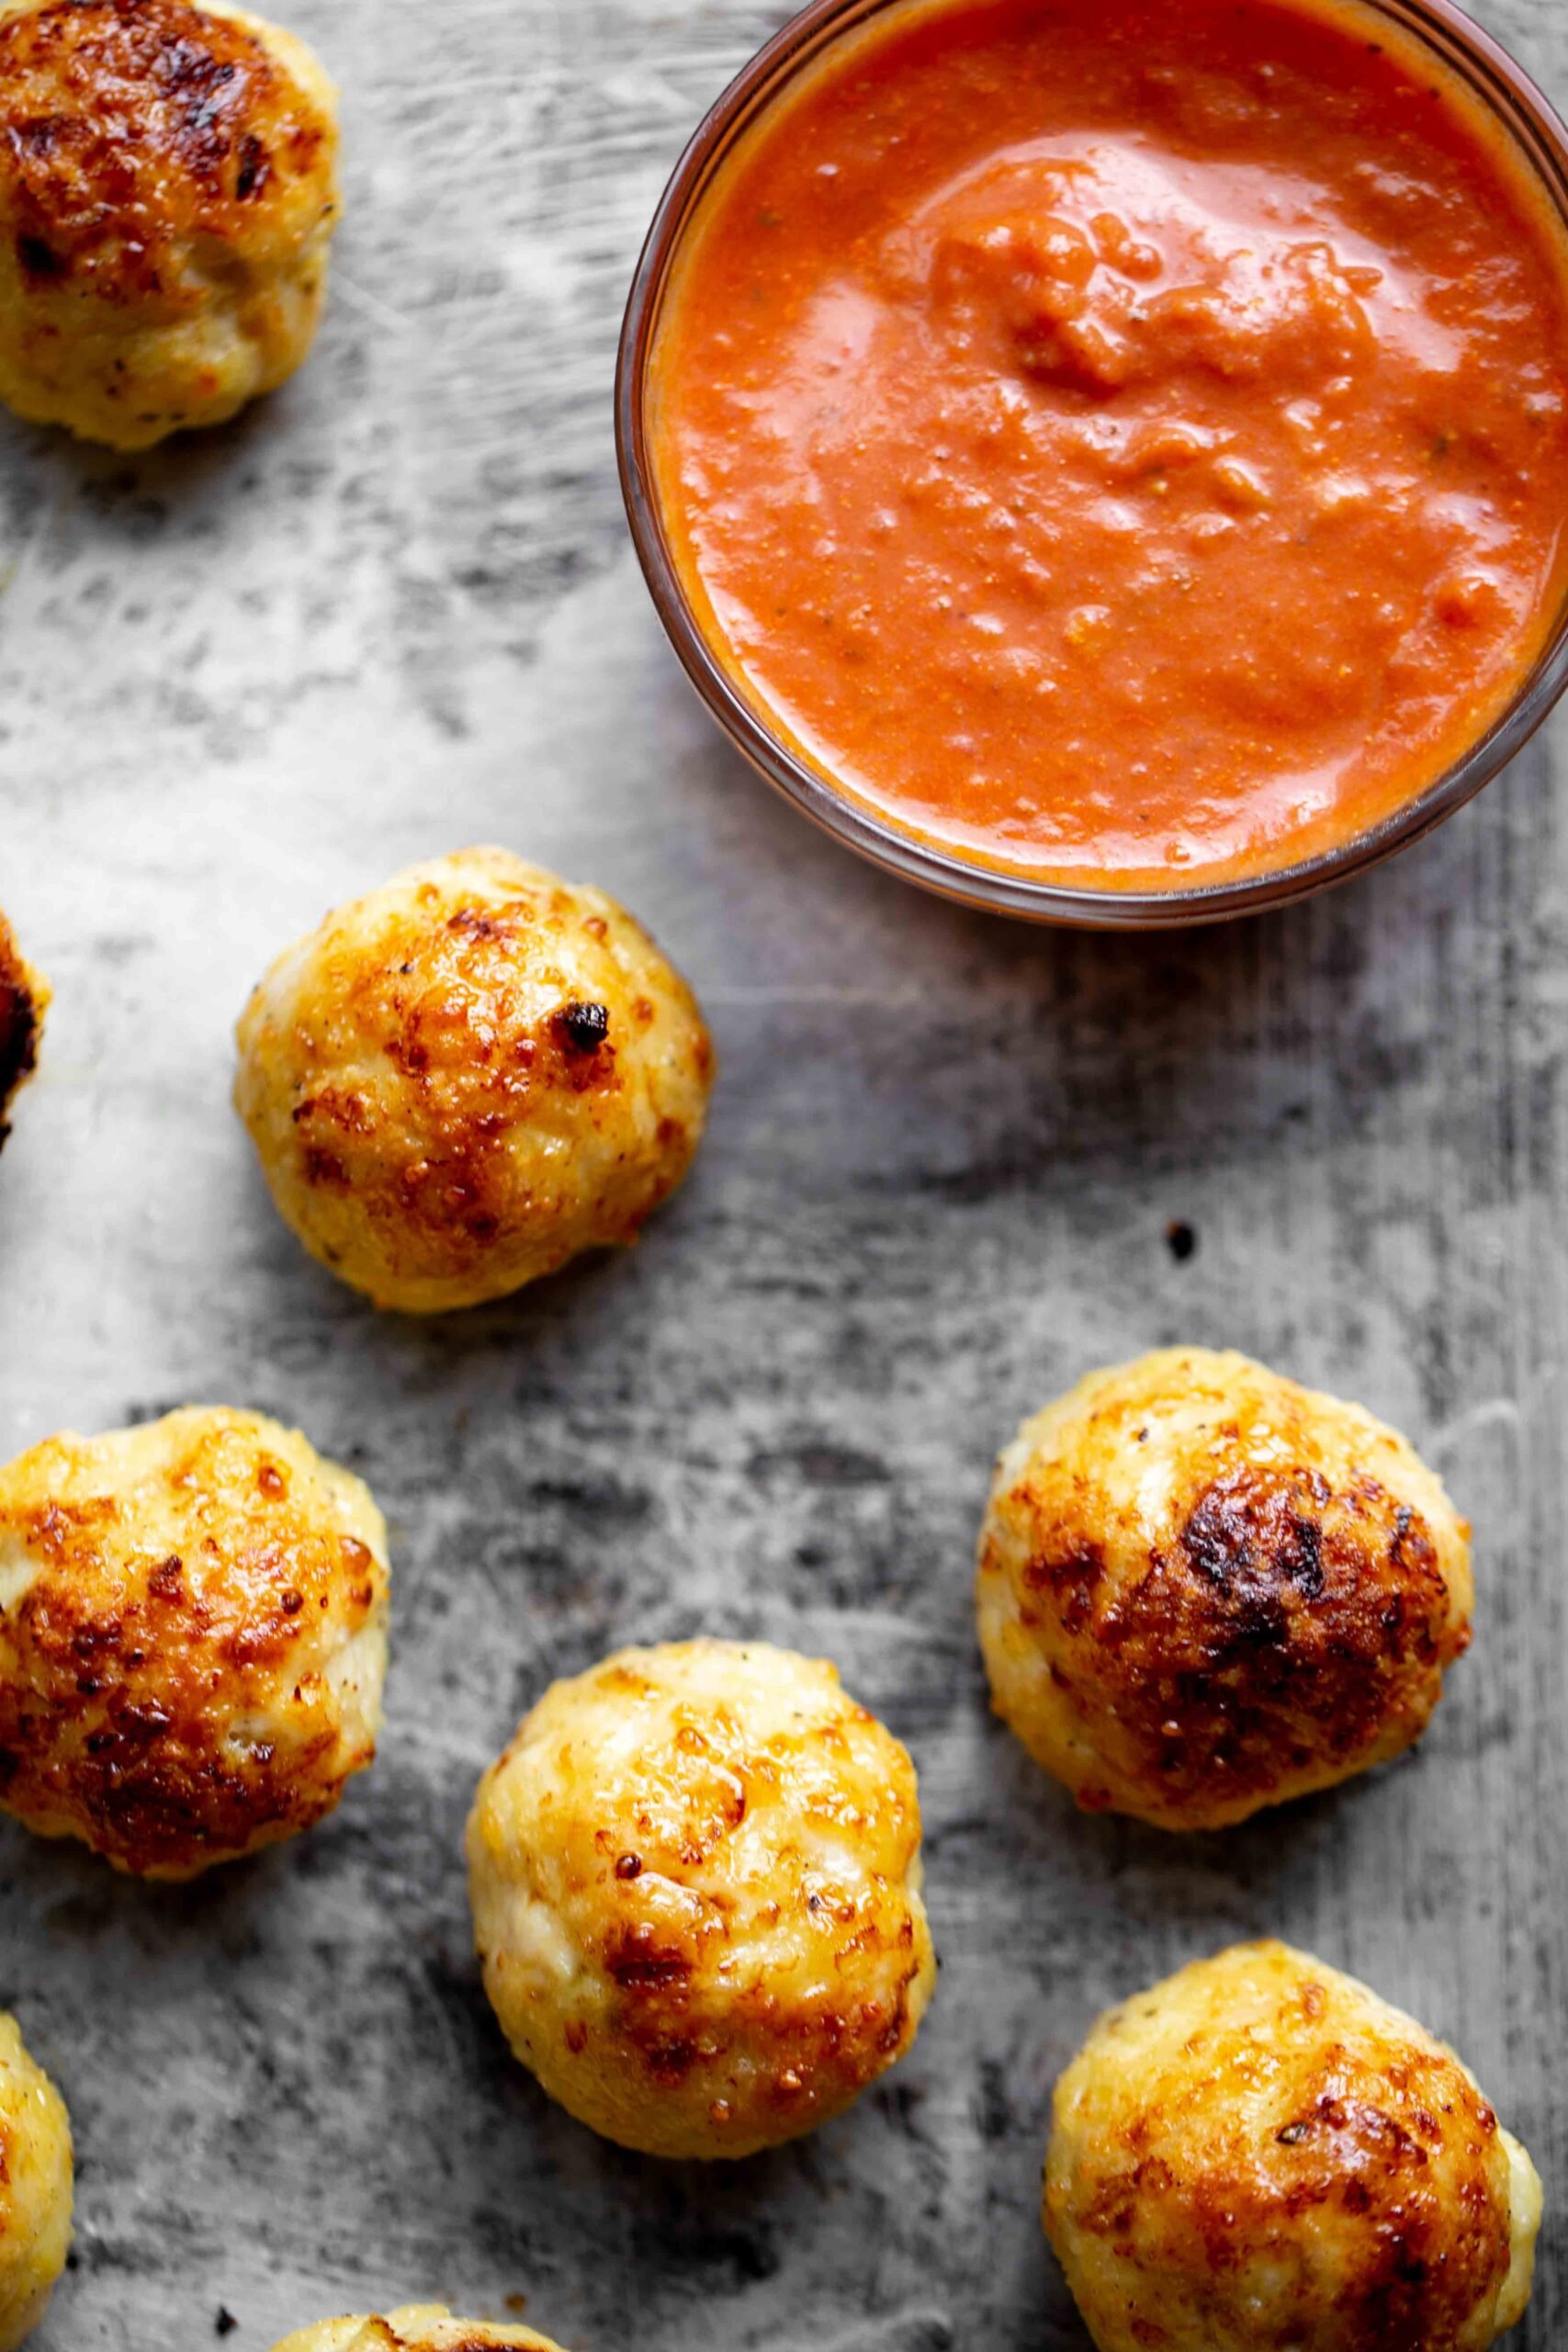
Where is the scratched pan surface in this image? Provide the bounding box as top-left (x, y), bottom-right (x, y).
top-left (1, 0), bottom-right (1566, 2346)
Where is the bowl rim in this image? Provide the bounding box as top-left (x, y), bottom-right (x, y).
top-left (615, 0), bottom-right (1568, 930)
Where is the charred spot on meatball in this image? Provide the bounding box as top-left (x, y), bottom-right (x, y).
top-left (552, 1001), bottom-right (611, 1055)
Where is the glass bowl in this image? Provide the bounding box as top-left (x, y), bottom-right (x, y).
top-left (616, 0), bottom-right (1568, 929)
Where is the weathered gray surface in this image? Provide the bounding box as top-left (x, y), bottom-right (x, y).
top-left (1, 0), bottom-right (1566, 2344)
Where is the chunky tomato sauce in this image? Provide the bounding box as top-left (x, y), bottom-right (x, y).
top-left (650, 0), bottom-right (1568, 888)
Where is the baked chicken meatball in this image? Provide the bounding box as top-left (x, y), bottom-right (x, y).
top-left (234, 848), bottom-right (715, 1315)
top-left (466, 1640), bottom-right (937, 2160)
top-left (0, 2013), bottom-right (72, 2352)
top-left (272, 2312), bottom-right (570, 2352)
top-left (0, 0), bottom-right (338, 448)
top-left (0, 1405), bottom-right (389, 1876)
top-left (0, 910), bottom-right (47, 1150)
top-left (1045, 1940), bottom-right (1542, 2352)
top-left (976, 1347), bottom-right (1472, 1830)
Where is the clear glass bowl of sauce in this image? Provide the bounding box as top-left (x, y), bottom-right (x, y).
top-left (618, 0), bottom-right (1568, 927)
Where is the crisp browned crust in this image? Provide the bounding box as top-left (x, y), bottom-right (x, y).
top-left (1021, 1461), bottom-right (1461, 1814)
top-left (0, 910), bottom-right (44, 1147)
top-left (0, 1408), bottom-right (389, 1877)
top-left (585, 1698), bottom-right (928, 2116)
top-left (0, 0), bottom-right (331, 306)
top-left (1071, 2052), bottom-right (1508, 2342)
top-left (290, 899), bottom-right (645, 1263)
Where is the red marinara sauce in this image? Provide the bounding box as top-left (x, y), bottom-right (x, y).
top-left (649, 0), bottom-right (1568, 889)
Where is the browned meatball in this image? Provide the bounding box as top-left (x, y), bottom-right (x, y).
top-left (467, 1641), bottom-right (937, 2159)
top-left (0, 0), bottom-right (339, 447)
top-left (0, 2012), bottom-right (72, 2352)
top-left (1046, 1942), bottom-right (1541, 2351)
top-left (977, 1348), bottom-right (1472, 1828)
top-left (0, 1406), bottom-right (389, 1877)
top-left (234, 848), bottom-right (715, 1314)
top-left (272, 2313), bottom-right (570, 2352)
top-left (0, 908), bottom-right (47, 1149)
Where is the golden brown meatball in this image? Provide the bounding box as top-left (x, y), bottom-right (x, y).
top-left (1045, 1940), bottom-right (1542, 2352)
top-left (466, 1640), bottom-right (937, 2160)
top-left (271, 2311), bottom-right (570, 2352)
top-left (0, 0), bottom-right (338, 447)
top-left (234, 847), bottom-right (715, 1316)
top-left (0, 909), bottom-right (47, 1150)
top-left (976, 1347), bottom-right (1472, 1830)
top-left (0, 1405), bottom-right (389, 1877)
top-left (0, 2012), bottom-right (72, 2352)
